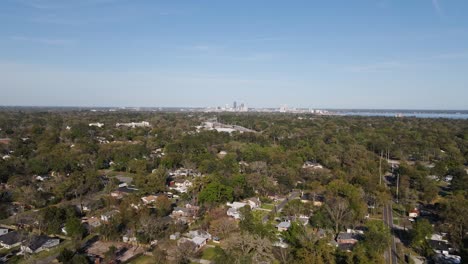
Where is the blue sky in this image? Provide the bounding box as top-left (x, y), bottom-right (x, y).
top-left (1, 0), bottom-right (468, 109)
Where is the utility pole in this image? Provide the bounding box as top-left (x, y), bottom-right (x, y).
top-left (379, 150), bottom-right (383, 185)
top-left (396, 173), bottom-right (400, 203)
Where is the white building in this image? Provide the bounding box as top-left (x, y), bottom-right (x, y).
top-left (116, 121), bottom-right (151, 128)
top-left (89, 123), bottom-right (104, 128)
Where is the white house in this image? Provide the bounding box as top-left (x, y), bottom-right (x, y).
top-left (89, 123), bottom-right (104, 128)
top-left (101, 210), bottom-right (119, 222)
top-left (409, 208), bottom-right (420, 218)
top-left (141, 195), bottom-right (159, 204)
top-left (302, 161), bottom-right (324, 170)
top-left (169, 180), bottom-right (193, 193)
top-left (277, 221), bottom-right (291, 232)
top-left (116, 121), bottom-right (150, 128)
top-left (245, 197), bottom-right (261, 209)
top-left (191, 236), bottom-right (207, 250)
top-left (0, 229), bottom-right (8, 236)
top-left (227, 208), bottom-right (241, 219)
top-left (226, 202), bottom-right (247, 210)
top-left (170, 232), bottom-right (181, 240)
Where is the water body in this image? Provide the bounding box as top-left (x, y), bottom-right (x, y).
top-left (336, 111), bottom-right (468, 119)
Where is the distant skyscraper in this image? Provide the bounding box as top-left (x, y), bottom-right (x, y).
top-left (233, 101), bottom-right (237, 110)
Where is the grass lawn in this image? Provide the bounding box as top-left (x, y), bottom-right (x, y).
top-left (260, 203), bottom-right (275, 210)
top-left (202, 247), bottom-right (218, 260)
top-left (253, 210), bottom-right (269, 221)
top-left (129, 255), bottom-right (155, 264)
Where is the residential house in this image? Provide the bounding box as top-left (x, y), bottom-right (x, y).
top-left (227, 207), bottom-right (241, 219)
top-left (115, 175), bottom-right (133, 186)
top-left (184, 230), bottom-right (212, 251)
top-left (122, 231), bottom-right (138, 244)
top-left (171, 207), bottom-right (191, 218)
top-left (115, 121), bottom-right (150, 128)
top-left (433, 254), bottom-right (461, 264)
top-left (0, 231), bottom-right (24, 249)
top-left (168, 168), bottom-right (201, 178)
top-left (141, 195), bottom-right (159, 205)
top-left (0, 229), bottom-right (8, 236)
top-left (302, 161), bottom-right (324, 170)
top-left (111, 186), bottom-right (138, 199)
top-left (21, 235), bottom-right (60, 254)
top-left (170, 232), bottom-right (180, 240)
top-left (169, 179), bottom-right (193, 193)
top-left (217, 151), bottom-right (228, 158)
top-left (428, 239), bottom-right (451, 255)
top-left (273, 238), bottom-right (289, 248)
top-left (226, 201), bottom-right (248, 219)
top-left (409, 208), bottom-right (420, 218)
top-left (300, 193), bottom-right (324, 206)
top-left (191, 237), bottom-right (207, 250)
top-left (427, 175), bottom-right (439, 181)
top-left (101, 210), bottom-right (120, 222)
top-left (245, 197), bottom-right (261, 209)
top-left (0, 138), bottom-right (12, 145)
top-left (89, 123), bottom-right (104, 128)
top-left (277, 221), bottom-right (291, 232)
top-left (187, 230), bottom-right (212, 241)
top-left (336, 229), bottom-right (363, 251)
top-left (316, 228), bottom-right (327, 239)
top-left (35, 175), bottom-right (50, 182)
top-left (444, 175), bottom-right (453, 183)
top-left (82, 217), bottom-right (101, 228)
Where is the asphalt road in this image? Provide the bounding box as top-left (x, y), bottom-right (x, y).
top-left (383, 203), bottom-right (398, 264)
top-left (262, 190), bottom-right (301, 223)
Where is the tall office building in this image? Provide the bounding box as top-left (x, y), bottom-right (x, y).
top-left (233, 101), bottom-right (237, 110)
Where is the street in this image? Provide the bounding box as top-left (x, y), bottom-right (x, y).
top-left (262, 190), bottom-right (301, 223)
top-left (383, 203), bottom-right (398, 264)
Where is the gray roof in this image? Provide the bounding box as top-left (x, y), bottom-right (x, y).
top-left (337, 232), bottom-right (362, 241)
top-left (24, 235), bottom-right (52, 251)
top-left (0, 231), bottom-right (24, 245)
top-left (277, 221), bottom-right (291, 229)
top-left (192, 237), bottom-right (206, 246)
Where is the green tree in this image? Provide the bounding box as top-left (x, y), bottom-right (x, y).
top-left (410, 219), bottom-right (433, 254)
top-left (363, 220), bottom-right (391, 255)
top-left (65, 217), bottom-right (86, 239)
top-left (198, 181), bottom-right (233, 204)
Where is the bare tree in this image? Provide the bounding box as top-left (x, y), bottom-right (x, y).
top-left (325, 196), bottom-right (352, 234)
top-left (225, 233), bottom-right (274, 264)
top-left (209, 217), bottom-right (239, 239)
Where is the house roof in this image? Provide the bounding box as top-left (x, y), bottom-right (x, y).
top-left (102, 210), bottom-right (119, 217)
top-left (24, 235), bottom-right (53, 251)
top-left (428, 240), bottom-right (450, 251)
top-left (337, 232), bottom-right (362, 241)
top-left (192, 237), bottom-right (206, 246)
top-left (227, 208), bottom-right (238, 214)
top-left (0, 231), bottom-right (23, 245)
top-left (142, 195), bottom-right (158, 202)
top-left (277, 221), bottom-right (291, 229)
top-left (173, 207), bottom-right (190, 213)
top-left (338, 243), bottom-right (355, 251)
top-left (117, 186), bottom-right (138, 193)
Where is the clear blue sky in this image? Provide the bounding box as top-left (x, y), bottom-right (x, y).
top-left (1, 0), bottom-right (468, 109)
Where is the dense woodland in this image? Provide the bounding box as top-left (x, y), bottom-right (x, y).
top-left (0, 110), bottom-right (467, 264)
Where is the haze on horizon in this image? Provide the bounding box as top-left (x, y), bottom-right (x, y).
top-left (1, 0), bottom-right (468, 110)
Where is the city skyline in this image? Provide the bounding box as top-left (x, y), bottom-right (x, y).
top-left (1, 0), bottom-right (468, 109)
